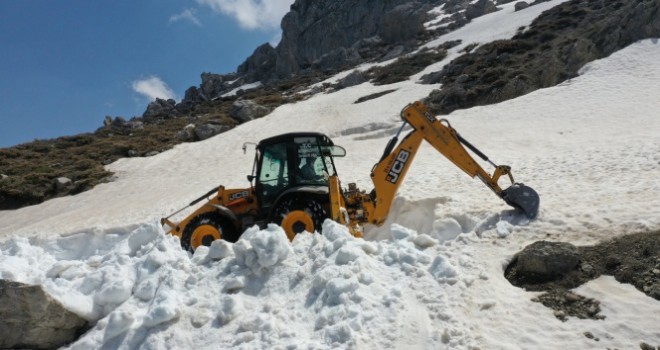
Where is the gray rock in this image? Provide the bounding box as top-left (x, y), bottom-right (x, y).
top-left (237, 43), bottom-right (277, 83)
top-left (514, 1), bottom-right (529, 11)
top-left (53, 177), bottom-right (72, 191)
top-left (229, 100), bottom-right (271, 123)
top-left (127, 150), bottom-right (138, 157)
top-left (639, 342), bottom-right (655, 350)
top-left (127, 119), bottom-right (144, 130)
top-left (103, 116), bottom-right (130, 129)
top-left (465, 0), bottom-right (498, 20)
top-left (312, 47), bottom-right (362, 72)
top-left (200, 72), bottom-right (239, 100)
top-left (194, 124), bottom-right (230, 141)
top-left (379, 3), bottom-right (429, 44)
top-left (336, 70), bottom-right (368, 90)
top-left (112, 116), bottom-right (127, 127)
top-left (581, 262), bottom-right (595, 276)
top-left (145, 151), bottom-right (159, 157)
top-left (509, 241), bottom-right (581, 283)
top-left (176, 124), bottom-right (197, 142)
top-left (379, 45), bottom-right (407, 62)
top-left (143, 98), bottom-right (177, 119)
top-left (0, 174), bottom-right (8, 180)
top-left (351, 35), bottom-right (387, 59)
top-left (0, 279), bottom-right (88, 349)
top-left (103, 115), bottom-right (113, 127)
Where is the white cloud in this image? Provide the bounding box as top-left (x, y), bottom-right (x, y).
top-left (196, 0), bottom-right (294, 31)
top-left (169, 8), bottom-right (202, 26)
top-left (132, 76), bottom-right (176, 102)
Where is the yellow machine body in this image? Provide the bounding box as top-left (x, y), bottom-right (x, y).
top-left (162, 101), bottom-right (539, 250)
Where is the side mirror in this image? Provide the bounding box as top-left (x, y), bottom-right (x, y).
top-left (242, 142), bottom-right (257, 154)
top-left (247, 175), bottom-right (255, 183)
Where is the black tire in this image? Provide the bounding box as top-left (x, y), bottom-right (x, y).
top-left (181, 212), bottom-right (237, 252)
top-left (271, 196), bottom-right (328, 237)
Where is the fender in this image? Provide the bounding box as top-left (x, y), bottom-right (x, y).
top-left (207, 203), bottom-right (240, 229)
top-left (268, 185), bottom-right (329, 218)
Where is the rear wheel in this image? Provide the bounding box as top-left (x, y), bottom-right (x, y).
top-left (271, 196), bottom-right (328, 240)
top-left (181, 212), bottom-right (237, 252)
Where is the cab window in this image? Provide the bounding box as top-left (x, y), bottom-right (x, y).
top-left (258, 143), bottom-right (289, 203)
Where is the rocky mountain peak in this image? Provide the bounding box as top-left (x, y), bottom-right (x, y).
top-left (175, 0), bottom-right (483, 107)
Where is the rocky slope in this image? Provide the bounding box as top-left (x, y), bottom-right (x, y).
top-left (423, 0), bottom-right (660, 113)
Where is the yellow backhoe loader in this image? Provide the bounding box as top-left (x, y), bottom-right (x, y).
top-left (162, 101), bottom-right (539, 251)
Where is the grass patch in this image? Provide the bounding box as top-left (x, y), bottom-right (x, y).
top-left (0, 73), bottom-right (319, 210)
top-left (366, 49), bottom-right (448, 85)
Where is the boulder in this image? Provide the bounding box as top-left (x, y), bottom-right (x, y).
top-left (176, 124), bottom-right (197, 142)
top-left (0, 279), bottom-right (88, 349)
top-left (143, 98), bottom-right (177, 119)
top-left (53, 177), bottom-right (72, 191)
top-left (229, 100), bottom-right (271, 123)
top-left (379, 2), bottom-right (429, 44)
top-left (127, 119), bottom-right (144, 130)
top-left (465, 0), bottom-right (498, 20)
top-left (1, 174), bottom-right (8, 180)
top-left (336, 70), bottom-right (368, 90)
top-left (194, 124), bottom-right (230, 141)
top-left (507, 241), bottom-right (581, 284)
top-left (514, 1), bottom-right (530, 11)
top-left (103, 116), bottom-right (113, 127)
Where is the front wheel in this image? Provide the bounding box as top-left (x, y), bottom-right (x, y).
top-left (271, 196), bottom-right (328, 240)
top-left (181, 212), bottom-right (237, 252)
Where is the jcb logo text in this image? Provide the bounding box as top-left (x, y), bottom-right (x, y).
top-left (386, 150), bottom-right (410, 184)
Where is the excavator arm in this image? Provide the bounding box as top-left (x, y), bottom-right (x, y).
top-left (339, 101), bottom-right (539, 229)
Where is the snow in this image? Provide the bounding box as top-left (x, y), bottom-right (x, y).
top-left (1, 2), bottom-right (660, 349)
top-left (221, 81), bottom-right (263, 98)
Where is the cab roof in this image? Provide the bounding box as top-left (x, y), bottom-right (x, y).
top-left (257, 132), bottom-right (335, 150)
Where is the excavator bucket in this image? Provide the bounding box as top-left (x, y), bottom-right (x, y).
top-left (501, 183), bottom-right (540, 219)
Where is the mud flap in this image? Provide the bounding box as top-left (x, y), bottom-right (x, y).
top-left (501, 183), bottom-right (540, 219)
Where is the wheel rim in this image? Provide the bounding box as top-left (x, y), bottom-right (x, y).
top-left (190, 224), bottom-right (221, 250)
top-left (281, 210), bottom-right (314, 241)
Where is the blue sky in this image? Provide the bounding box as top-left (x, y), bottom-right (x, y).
top-left (0, 0), bottom-right (293, 148)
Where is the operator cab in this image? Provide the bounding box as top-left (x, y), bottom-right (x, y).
top-left (250, 132), bottom-right (345, 214)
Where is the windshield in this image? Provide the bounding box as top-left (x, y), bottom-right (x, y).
top-left (293, 137), bottom-right (341, 183)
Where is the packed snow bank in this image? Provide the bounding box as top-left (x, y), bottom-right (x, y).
top-left (3, 214), bottom-right (658, 349)
top-left (0, 221), bottom-right (464, 349)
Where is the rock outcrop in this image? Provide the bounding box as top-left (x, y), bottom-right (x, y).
top-left (259, 0), bottom-right (440, 81)
top-left (465, 0), bottom-right (498, 20)
top-left (229, 100), bottom-right (272, 123)
top-left (0, 280), bottom-right (88, 349)
top-left (162, 0), bottom-right (484, 117)
top-left (505, 241), bottom-right (581, 284)
top-left (143, 98), bottom-right (177, 119)
top-left (424, 0), bottom-right (660, 114)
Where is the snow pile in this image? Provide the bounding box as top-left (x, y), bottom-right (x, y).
top-left (0, 220), bottom-right (474, 349)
